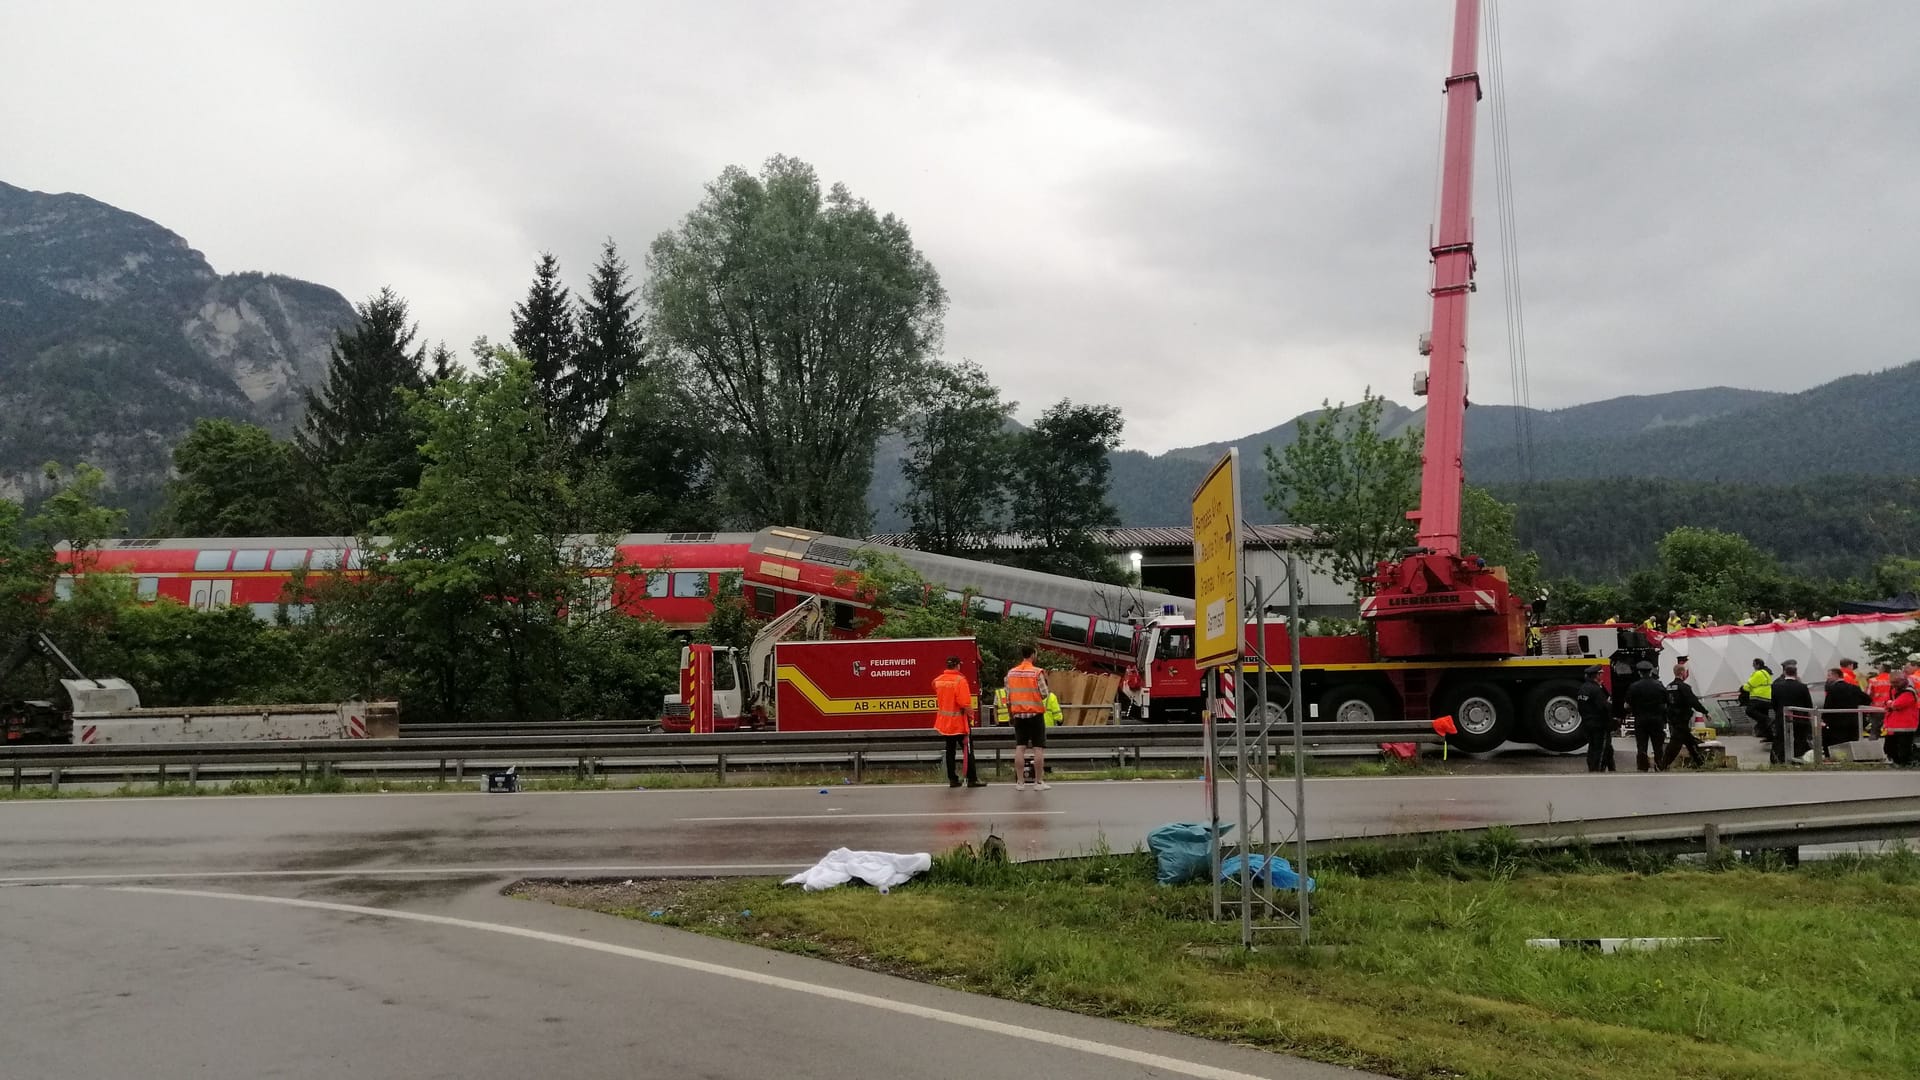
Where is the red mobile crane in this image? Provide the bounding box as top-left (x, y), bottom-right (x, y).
top-left (1127, 0), bottom-right (1659, 750)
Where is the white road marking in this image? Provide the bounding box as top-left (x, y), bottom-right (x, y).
top-left (0, 864), bottom-right (807, 886)
top-left (678, 810), bottom-right (1066, 822)
top-left (105, 885), bottom-right (1285, 1080)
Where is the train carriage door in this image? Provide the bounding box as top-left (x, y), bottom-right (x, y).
top-left (210, 580), bottom-right (233, 608)
top-left (190, 580), bottom-right (211, 610)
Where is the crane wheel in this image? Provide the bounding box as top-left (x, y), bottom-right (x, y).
top-left (1524, 679), bottom-right (1588, 753)
top-left (1435, 681), bottom-right (1512, 754)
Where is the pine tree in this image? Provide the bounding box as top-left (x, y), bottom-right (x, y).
top-left (568, 239), bottom-right (643, 456)
top-left (429, 341), bottom-right (458, 383)
top-left (510, 253), bottom-right (578, 421)
top-left (295, 288), bottom-right (430, 533)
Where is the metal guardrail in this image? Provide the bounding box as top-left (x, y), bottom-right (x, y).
top-left (1306, 794), bottom-right (1920, 858)
top-left (0, 722), bottom-right (1442, 791)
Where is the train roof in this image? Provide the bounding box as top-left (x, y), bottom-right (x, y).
top-left (69, 532), bottom-right (756, 552)
top-left (752, 527), bottom-right (1195, 622)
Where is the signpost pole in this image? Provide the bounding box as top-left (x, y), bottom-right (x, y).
top-left (1205, 673), bottom-right (1221, 921)
top-left (1190, 448), bottom-right (1244, 935)
top-left (1288, 551), bottom-right (1311, 944)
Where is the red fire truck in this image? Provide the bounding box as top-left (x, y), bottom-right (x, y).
top-left (665, 597), bottom-right (981, 733)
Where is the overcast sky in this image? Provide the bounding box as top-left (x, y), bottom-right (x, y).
top-left (6, 1), bottom-right (1916, 453)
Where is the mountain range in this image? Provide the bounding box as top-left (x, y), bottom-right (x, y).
top-left (0, 181), bottom-right (353, 513)
top-left (871, 369), bottom-right (1919, 531)
top-left (4, 180), bottom-right (1915, 579)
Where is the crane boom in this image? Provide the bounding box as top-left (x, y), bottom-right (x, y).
top-left (1411, 0), bottom-right (1481, 556)
top-left (1362, 0), bottom-right (1526, 659)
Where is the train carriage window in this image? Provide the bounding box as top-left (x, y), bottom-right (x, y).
top-left (1093, 619), bottom-right (1133, 653)
top-left (194, 549), bottom-right (233, 572)
top-left (644, 574), bottom-right (669, 598)
top-left (969, 596), bottom-right (1004, 621)
top-left (753, 587), bottom-right (777, 616)
top-left (232, 550), bottom-right (270, 572)
top-left (1048, 611), bottom-right (1091, 644)
top-left (248, 603), bottom-right (279, 623)
top-left (137, 576), bottom-right (159, 601)
top-left (310, 550), bottom-right (344, 571)
top-left (269, 549), bottom-right (308, 571)
top-left (671, 571), bottom-right (709, 598)
top-left (54, 576), bottom-right (74, 601)
top-left (346, 549), bottom-right (364, 570)
top-left (1008, 602), bottom-right (1046, 624)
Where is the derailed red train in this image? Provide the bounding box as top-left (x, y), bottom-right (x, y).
top-left (57, 528), bottom-right (1187, 671)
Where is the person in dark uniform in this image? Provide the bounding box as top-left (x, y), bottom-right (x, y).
top-left (1658, 672), bottom-right (1711, 769)
top-left (1625, 661), bottom-right (1670, 772)
top-left (1821, 667), bottom-right (1871, 751)
top-left (1770, 660), bottom-right (1816, 764)
top-left (1577, 665), bottom-right (1616, 772)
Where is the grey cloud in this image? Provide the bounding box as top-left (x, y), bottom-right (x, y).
top-left (5, 1), bottom-right (1914, 453)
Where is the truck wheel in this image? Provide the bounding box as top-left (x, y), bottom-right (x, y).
top-left (1436, 682), bottom-right (1512, 754)
top-left (1525, 680), bottom-right (1587, 753)
top-left (1317, 683), bottom-right (1393, 726)
top-left (1240, 675), bottom-right (1293, 725)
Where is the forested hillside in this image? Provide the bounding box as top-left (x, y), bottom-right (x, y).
top-left (1497, 476), bottom-right (1920, 582)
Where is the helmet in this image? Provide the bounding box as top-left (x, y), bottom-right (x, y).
top-left (1635, 660), bottom-right (1655, 674)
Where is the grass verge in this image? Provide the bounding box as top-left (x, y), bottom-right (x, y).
top-left (534, 840), bottom-right (1920, 1080)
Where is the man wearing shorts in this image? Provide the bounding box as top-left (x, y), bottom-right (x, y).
top-left (1005, 646), bottom-right (1051, 791)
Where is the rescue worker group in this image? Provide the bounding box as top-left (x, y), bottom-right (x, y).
top-left (932, 646), bottom-right (1058, 790)
top-left (1575, 653), bottom-right (1920, 773)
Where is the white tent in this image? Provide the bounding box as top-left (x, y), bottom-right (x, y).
top-left (1660, 614), bottom-right (1915, 699)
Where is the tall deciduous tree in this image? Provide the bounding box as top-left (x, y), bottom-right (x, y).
top-left (31, 462), bottom-right (126, 570)
top-left (646, 156), bottom-right (947, 534)
top-left (1006, 400), bottom-right (1125, 581)
top-left (599, 373), bottom-right (718, 530)
top-left (1263, 391), bottom-right (1421, 601)
top-left (295, 288), bottom-right (430, 533)
top-left (363, 347), bottom-right (599, 722)
top-left (0, 498), bottom-right (56, 651)
top-left (160, 420), bottom-right (313, 536)
top-left (1460, 484), bottom-right (1540, 599)
top-left (899, 361), bottom-right (1014, 555)
top-left (569, 239), bottom-right (643, 457)
top-left (510, 253), bottom-right (578, 420)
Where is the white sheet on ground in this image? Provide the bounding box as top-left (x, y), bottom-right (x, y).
top-left (783, 848), bottom-right (932, 892)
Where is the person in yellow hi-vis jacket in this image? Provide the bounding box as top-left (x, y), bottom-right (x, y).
top-left (1042, 692), bottom-right (1063, 728)
top-left (993, 688), bottom-right (1011, 725)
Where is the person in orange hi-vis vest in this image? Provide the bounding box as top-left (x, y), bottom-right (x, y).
top-left (1867, 662), bottom-right (1895, 737)
top-left (934, 656), bottom-right (984, 789)
top-left (1005, 645), bottom-right (1051, 791)
top-left (1840, 658), bottom-right (1862, 687)
top-left (1882, 672), bottom-right (1918, 767)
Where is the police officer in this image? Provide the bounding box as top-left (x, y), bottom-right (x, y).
top-left (1658, 671), bottom-right (1711, 769)
top-left (1625, 660), bottom-right (1670, 772)
top-left (1577, 665), bottom-right (1615, 772)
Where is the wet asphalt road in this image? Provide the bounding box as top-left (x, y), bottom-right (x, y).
top-left (3, 771), bottom-right (1913, 1079)
top-left (3, 769), bottom-right (1914, 883)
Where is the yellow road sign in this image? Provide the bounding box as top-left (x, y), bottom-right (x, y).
top-left (1191, 449), bottom-right (1242, 670)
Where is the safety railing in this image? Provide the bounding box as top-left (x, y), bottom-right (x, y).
top-left (1777, 706), bottom-right (1886, 764)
